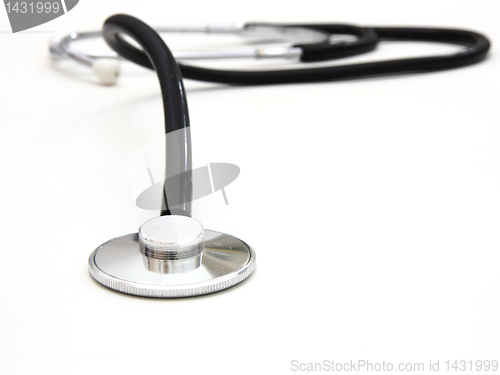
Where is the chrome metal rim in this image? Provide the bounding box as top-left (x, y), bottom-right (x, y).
top-left (89, 230), bottom-right (256, 298)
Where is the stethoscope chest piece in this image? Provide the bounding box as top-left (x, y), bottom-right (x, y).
top-left (89, 215), bottom-right (256, 298)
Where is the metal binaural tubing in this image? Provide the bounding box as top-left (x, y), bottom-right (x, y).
top-left (81, 45), bottom-right (302, 60)
top-left (49, 23), bottom-right (331, 64)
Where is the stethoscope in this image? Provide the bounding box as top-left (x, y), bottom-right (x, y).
top-left (53, 14), bottom-right (489, 298)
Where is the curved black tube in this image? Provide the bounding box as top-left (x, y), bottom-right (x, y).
top-left (103, 14), bottom-right (192, 216)
top-left (108, 22), bottom-right (490, 85)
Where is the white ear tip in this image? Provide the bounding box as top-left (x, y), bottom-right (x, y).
top-left (92, 58), bottom-right (121, 85)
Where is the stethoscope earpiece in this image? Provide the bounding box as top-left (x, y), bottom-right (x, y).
top-left (92, 58), bottom-right (121, 85)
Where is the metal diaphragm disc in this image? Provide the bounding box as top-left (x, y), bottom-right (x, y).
top-left (89, 230), bottom-right (256, 298)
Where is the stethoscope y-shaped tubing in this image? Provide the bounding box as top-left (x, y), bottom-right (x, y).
top-left (105, 23), bottom-right (490, 85)
top-left (103, 14), bottom-right (192, 216)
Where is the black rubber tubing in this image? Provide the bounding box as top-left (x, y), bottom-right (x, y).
top-left (103, 18), bottom-right (490, 85)
top-left (102, 14), bottom-right (192, 216)
top-left (102, 14), bottom-right (190, 133)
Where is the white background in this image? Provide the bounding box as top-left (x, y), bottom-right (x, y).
top-left (0, 0), bottom-right (499, 374)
